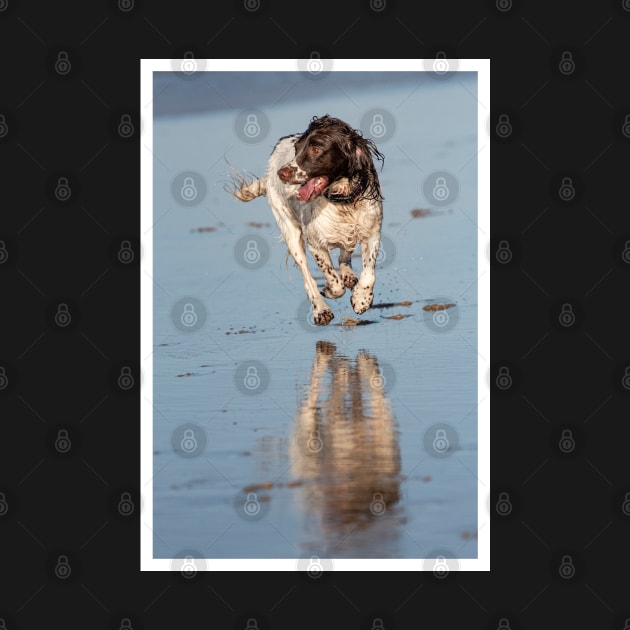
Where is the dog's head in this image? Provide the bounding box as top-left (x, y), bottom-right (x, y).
top-left (277, 115), bottom-right (384, 203)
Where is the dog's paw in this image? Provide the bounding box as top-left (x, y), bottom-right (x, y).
top-left (313, 308), bottom-right (334, 326)
top-left (321, 283), bottom-right (345, 299)
top-left (341, 271), bottom-right (358, 289)
top-left (351, 288), bottom-right (374, 314)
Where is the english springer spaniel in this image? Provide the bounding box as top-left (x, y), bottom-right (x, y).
top-left (228, 114), bottom-right (384, 326)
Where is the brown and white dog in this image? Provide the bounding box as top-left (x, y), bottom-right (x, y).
top-left (228, 115), bottom-right (384, 326)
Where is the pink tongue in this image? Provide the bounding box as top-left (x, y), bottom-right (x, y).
top-left (298, 176), bottom-right (329, 201)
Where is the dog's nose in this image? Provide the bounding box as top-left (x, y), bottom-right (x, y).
top-left (277, 165), bottom-right (296, 182)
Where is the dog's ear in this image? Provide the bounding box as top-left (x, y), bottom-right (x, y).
top-left (348, 136), bottom-right (384, 175)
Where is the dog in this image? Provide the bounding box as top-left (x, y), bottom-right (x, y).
top-left (227, 115), bottom-right (384, 326)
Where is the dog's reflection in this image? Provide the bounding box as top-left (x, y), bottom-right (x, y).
top-left (291, 341), bottom-right (402, 544)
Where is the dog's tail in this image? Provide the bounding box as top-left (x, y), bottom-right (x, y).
top-left (224, 163), bottom-right (267, 202)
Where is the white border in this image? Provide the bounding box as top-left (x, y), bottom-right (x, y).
top-left (140, 59), bottom-right (490, 571)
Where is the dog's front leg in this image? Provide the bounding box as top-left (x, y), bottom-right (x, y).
top-left (351, 234), bottom-right (380, 314)
top-left (307, 243), bottom-right (346, 299)
top-left (285, 233), bottom-right (334, 325)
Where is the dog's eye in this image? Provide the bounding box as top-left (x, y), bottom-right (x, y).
top-left (308, 146), bottom-right (322, 155)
